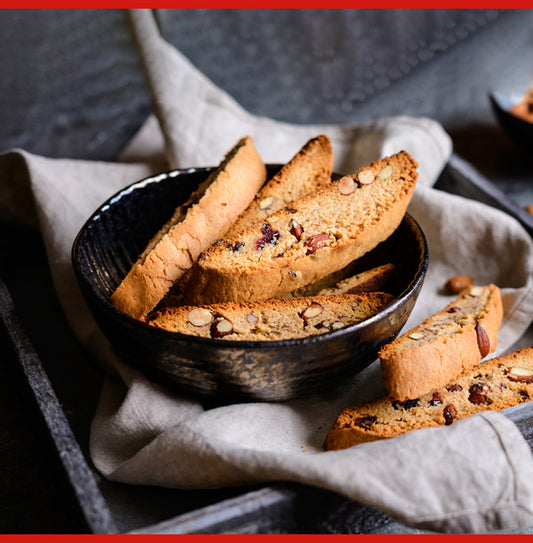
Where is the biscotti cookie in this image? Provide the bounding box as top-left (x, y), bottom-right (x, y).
top-left (288, 263), bottom-right (395, 298)
top-left (324, 346), bottom-right (533, 450)
top-left (155, 262), bottom-right (395, 310)
top-left (379, 284), bottom-right (503, 401)
top-left (183, 151), bottom-right (418, 305)
top-left (146, 292), bottom-right (394, 341)
top-left (226, 135), bottom-right (333, 235)
top-left (110, 136), bottom-right (267, 319)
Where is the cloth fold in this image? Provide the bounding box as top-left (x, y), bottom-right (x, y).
top-left (1, 8), bottom-right (533, 534)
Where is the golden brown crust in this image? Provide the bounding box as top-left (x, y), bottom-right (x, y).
top-left (379, 284), bottom-right (503, 401)
top-left (146, 292), bottom-right (394, 341)
top-left (183, 151), bottom-right (418, 305)
top-left (227, 135), bottom-right (334, 235)
top-left (110, 136), bottom-right (267, 319)
top-left (324, 346), bottom-right (533, 450)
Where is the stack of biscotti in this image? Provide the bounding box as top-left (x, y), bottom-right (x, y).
top-left (324, 282), bottom-right (507, 450)
top-left (155, 134), bottom-right (335, 311)
top-left (147, 292), bottom-right (394, 341)
top-left (110, 136), bottom-right (267, 319)
top-left (182, 151), bottom-right (418, 305)
top-left (380, 284), bottom-right (503, 400)
top-left (112, 135), bottom-right (417, 343)
top-left (324, 346), bottom-right (533, 450)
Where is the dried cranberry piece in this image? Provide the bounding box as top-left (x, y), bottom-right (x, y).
top-left (354, 416), bottom-right (376, 429)
top-left (520, 390), bottom-right (530, 401)
top-left (468, 382), bottom-right (492, 405)
top-left (226, 241), bottom-right (244, 252)
top-left (443, 405), bottom-right (457, 425)
top-left (392, 398), bottom-right (420, 410)
top-left (446, 384), bottom-right (463, 392)
top-left (429, 392), bottom-right (442, 406)
top-left (256, 223), bottom-right (280, 250)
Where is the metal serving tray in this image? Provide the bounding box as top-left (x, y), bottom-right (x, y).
top-left (1, 155), bottom-right (532, 534)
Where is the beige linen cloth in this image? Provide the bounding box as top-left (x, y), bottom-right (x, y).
top-left (2, 9), bottom-right (533, 533)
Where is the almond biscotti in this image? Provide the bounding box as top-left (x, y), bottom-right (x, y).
top-left (379, 284), bottom-right (503, 401)
top-left (226, 134), bottom-right (333, 236)
top-left (324, 346), bottom-right (533, 450)
top-left (110, 136), bottom-right (267, 319)
top-left (288, 263), bottom-right (395, 298)
top-left (146, 292), bottom-right (394, 341)
top-left (159, 262), bottom-right (395, 309)
top-left (183, 151), bottom-right (418, 305)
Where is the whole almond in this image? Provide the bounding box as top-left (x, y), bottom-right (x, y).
top-left (469, 286), bottom-right (484, 297)
top-left (378, 165), bottom-right (393, 179)
top-left (303, 233), bottom-right (333, 255)
top-left (188, 308), bottom-right (213, 327)
top-left (338, 176), bottom-right (356, 195)
top-left (258, 196), bottom-right (274, 210)
top-left (475, 323), bottom-right (490, 358)
top-left (445, 275), bottom-right (473, 294)
top-left (301, 303), bottom-right (324, 319)
top-left (506, 366), bottom-right (533, 383)
top-left (289, 219), bottom-right (304, 241)
top-left (358, 169), bottom-right (375, 185)
top-left (211, 317), bottom-right (233, 338)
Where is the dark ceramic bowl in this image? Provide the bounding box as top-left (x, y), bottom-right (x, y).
top-left (72, 165), bottom-right (428, 402)
top-left (490, 89), bottom-right (533, 149)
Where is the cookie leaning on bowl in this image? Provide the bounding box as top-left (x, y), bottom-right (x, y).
top-left (183, 151), bottom-right (418, 305)
top-left (110, 136), bottom-right (267, 319)
top-left (324, 346), bottom-right (533, 450)
top-left (146, 292), bottom-right (394, 341)
top-left (379, 284), bottom-right (503, 401)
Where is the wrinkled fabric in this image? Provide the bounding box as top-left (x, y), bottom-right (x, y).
top-left (1, 8), bottom-right (532, 534)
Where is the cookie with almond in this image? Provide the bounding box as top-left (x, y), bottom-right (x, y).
top-left (324, 345), bottom-right (533, 450)
top-left (379, 284), bottom-right (503, 401)
top-left (183, 151), bottom-right (418, 305)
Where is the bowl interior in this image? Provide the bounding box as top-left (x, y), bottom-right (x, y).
top-left (72, 165), bottom-right (428, 401)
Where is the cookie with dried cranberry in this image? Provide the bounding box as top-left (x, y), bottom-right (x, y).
top-left (324, 346), bottom-right (533, 450)
top-left (184, 151), bottom-right (418, 305)
top-left (145, 292), bottom-right (393, 341)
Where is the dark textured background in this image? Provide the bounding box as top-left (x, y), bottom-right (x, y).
top-left (1, 9), bottom-right (532, 534)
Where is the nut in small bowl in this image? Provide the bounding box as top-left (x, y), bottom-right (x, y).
top-left (489, 82), bottom-right (533, 149)
top-left (72, 165), bottom-right (428, 402)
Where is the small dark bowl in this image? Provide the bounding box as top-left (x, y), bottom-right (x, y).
top-left (72, 165), bottom-right (428, 402)
top-left (490, 89), bottom-right (533, 149)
